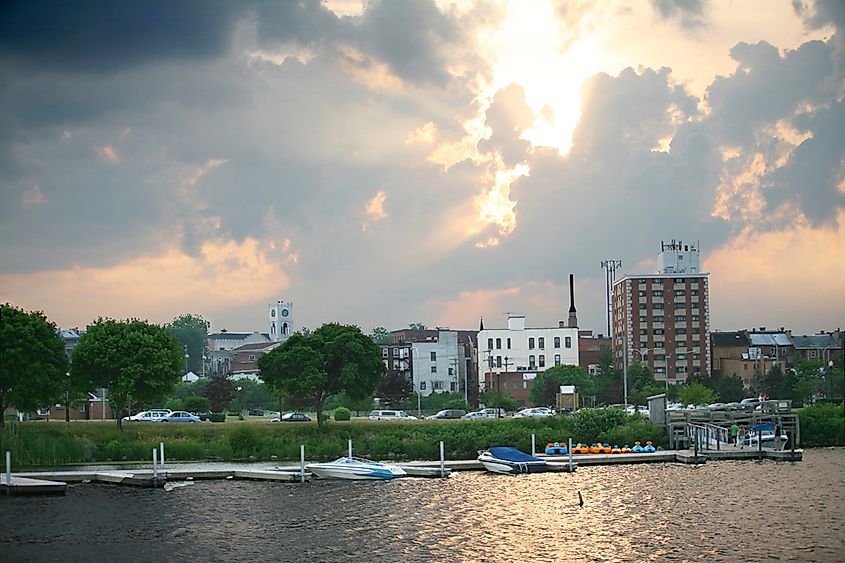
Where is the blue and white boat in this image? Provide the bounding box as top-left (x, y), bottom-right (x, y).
top-left (477, 447), bottom-right (548, 475)
top-left (306, 457), bottom-right (407, 480)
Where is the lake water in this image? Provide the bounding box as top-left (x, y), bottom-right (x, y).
top-left (2, 448), bottom-right (844, 562)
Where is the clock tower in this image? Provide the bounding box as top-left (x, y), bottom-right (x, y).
top-left (268, 300), bottom-right (294, 342)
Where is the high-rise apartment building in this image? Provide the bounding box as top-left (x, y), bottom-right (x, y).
top-left (612, 240), bottom-right (711, 383)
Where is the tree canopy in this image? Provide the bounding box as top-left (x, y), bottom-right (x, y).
top-left (0, 304), bottom-right (69, 427)
top-left (71, 318), bottom-right (183, 428)
top-left (369, 326), bottom-right (391, 345)
top-left (201, 373), bottom-right (237, 412)
top-left (529, 365), bottom-right (594, 406)
top-left (166, 314), bottom-right (209, 374)
top-left (258, 323), bottom-right (385, 427)
top-left (679, 381), bottom-right (716, 406)
top-left (377, 371), bottom-right (413, 408)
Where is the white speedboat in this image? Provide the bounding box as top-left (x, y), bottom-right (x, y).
top-left (477, 447), bottom-right (548, 475)
top-left (745, 423), bottom-right (790, 451)
top-left (306, 457), bottom-right (407, 480)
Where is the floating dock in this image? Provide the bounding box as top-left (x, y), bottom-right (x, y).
top-left (1, 475), bottom-right (68, 495)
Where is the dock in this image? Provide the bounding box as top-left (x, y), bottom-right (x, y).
top-left (1, 475), bottom-right (68, 495)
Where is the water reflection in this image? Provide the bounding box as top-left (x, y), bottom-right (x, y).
top-left (1, 449), bottom-right (843, 562)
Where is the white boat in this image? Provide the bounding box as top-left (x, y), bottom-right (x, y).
top-left (306, 457), bottom-right (407, 480)
top-left (477, 447), bottom-right (548, 475)
top-left (744, 423), bottom-right (789, 451)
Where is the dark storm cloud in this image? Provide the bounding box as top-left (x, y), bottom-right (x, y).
top-left (793, 0), bottom-right (845, 30)
top-left (650, 0), bottom-right (707, 27)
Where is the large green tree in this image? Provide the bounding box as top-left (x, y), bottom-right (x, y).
top-left (71, 318), bottom-right (183, 428)
top-left (714, 374), bottom-right (746, 403)
top-left (258, 323), bottom-right (385, 427)
top-left (377, 371), bottom-right (413, 408)
top-left (370, 326), bottom-right (391, 345)
top-left (679, 381), bottom-right (716, 406)
top-left (201, 373), bottom-right (237, 412)
top-left (594, 350), bottom-right (623, 405)
top-left (0, 304), bottom-right (69, 427)
top-left (166, 314), bottom-right (209, 374)
top-left (529, 365), bottom-right (594, 406)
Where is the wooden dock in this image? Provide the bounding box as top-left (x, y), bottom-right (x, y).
top-left (1, 475), bottom-right (67, 495)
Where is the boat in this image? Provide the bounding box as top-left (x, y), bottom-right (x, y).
top-left (744, 423), bottom-right (790, 451)
top-left (306, 457), bottom-right (407, 480)
top-left (477, 447), bottom-right (548, 474)
top-left (571, 443), bottom-right (590, 454)
top-left (642, 441), bottom-right (656, 453)
top-left (544, 442), bottom-right (568, 455)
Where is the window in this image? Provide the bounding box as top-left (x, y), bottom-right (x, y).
top-left (433, 381), bottom-right (444, 390)
top-left (655, 342), bottom-right (665, 348)
top-left (654, 354), bottom-right (666, 361)
top-left (248, 354), bottom-right (256, 362)
top-left (554, 354), bottom-right (561, 366)
top-left (675, 315), bottom-right (686, 322)
top-left (539, 355), bottom-right (546, 367)
top-left (487, 338), bottom-right (493, 351)
top-left (655, 367), bottom-right (666, 374)
top-left (653, 303), bottom-right (664, 310)
top-left (691, 289), bottom-right (699, 296)
top-left (676, 328), bottom-right (687, 335)
top-left (507, 338), bottom-right (512, 349)
top-left (448, 367), bottom-right (454, 376)
top-left (529, 355), bottom-right (536, 369)
top-left (529, 337), bottom-right (535, 349)
top-left (523, 381), bottom-right (528, 390)
top-left (653, 329), bottom-right (664, 335)
top-left (676, 354), bottom-right (687, 361)
top-left (554, 336), bottom-right (560, 348)
top-left (430, 366), bottom-right (437, 373)
top-left (677, 366), bottom-right (687, 374)
top-left (674, 277), bottom-right (684, 283)
top-left (430, 351), bottom-right (437, 361)
top-left (538, 337), bottom-right (545, 349)
top-left (692, 340), bottom-right (701, 348)
top-left (565, 337), bottom-right (572, 348)
top-left (420, 381), bottom-right (427, 390)
top-left (692, 327), bottom-right (701, 334)
top-left (674, 290), bottom-right (686, 297)
top-left (743, 363), bottom-right (748, 370)
top-left (652, 290), bottom-right (664, 297)
top-left (653, 316), bottom-right (664, 323)
top-left (640, 316), bottom-right (648, 323)
top-left (639, 278), bottom-right (647, 284)
top-left (639, 303), bottom-right (647, 310)
top-left (495, 338), bottom-right (501, 349)
top-left (382, 348), bottom-right (388, 357)
top-left (496, 356), bottom-right (502, 368)
top-left (450, 381), bottom-right (456, 391)
top-left (639, 290), bottom-right (647, 297)
top-left (692, 353), bottom-right (700, 360)
top-left (640, 329), bottom-right (648, 336)
top-left (691, 315), bottom-right (699, 321)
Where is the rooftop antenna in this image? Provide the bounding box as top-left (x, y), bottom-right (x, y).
top-left (600, 259), bottom-right (622, 337)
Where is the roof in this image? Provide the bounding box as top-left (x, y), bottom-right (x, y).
top-left (209, 332), bottom-right (270, 340)
top-left (791, 334), bottom-right (838, 350)
top-left (711, 331), bottom-right (750, 347)
top-left (748, 333), bottom-right (792, 347)
top-left (234, 341), bottom-right (280, 352)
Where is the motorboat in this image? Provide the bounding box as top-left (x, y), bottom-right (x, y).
top-left (477, 447), bottom-right (548, 474)
top-left (744, 423), bottom-right (789, 451)
top-left (306, 457), bottom-right (407, 480)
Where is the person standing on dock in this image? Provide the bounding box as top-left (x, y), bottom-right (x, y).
top-left (730, 422), bottom-right (739, 445)
top-left (738, 425), bottom-right (746, 449)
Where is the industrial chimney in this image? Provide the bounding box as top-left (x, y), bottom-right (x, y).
top-left (567, 273), bottom-right (578, 328)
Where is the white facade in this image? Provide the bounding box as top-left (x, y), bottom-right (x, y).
top-left (268, 300), bottom-right (294, 342)
top-left (477, 315), bottom-right (579, 389)
top-left (410, 330), bottom-right (463, 397)
top-left (657, 239), bottom-right (700, 274)
top-left (207, 331), bottom-right (270, 352)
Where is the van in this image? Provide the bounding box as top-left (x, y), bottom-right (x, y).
top-left (368, 410), bottom-right (418, 421)
top-left (425, 409), bottom-right (467, 420)
top-left (479, 408), bottom-right (506, 418)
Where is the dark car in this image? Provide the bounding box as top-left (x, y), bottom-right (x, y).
top-left (425, 409), bottom-right (467, 420)
top-left (271, 412), bottom-right (312, 422)
top-left (192, 412), bottom-right (212, 421)
top-left (248, 409), bottom-right (265, 416)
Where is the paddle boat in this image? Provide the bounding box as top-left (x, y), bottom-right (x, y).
top-left (643, 441), bottom-right (656, 453)
top-left (477, 447), bottom-right (548, 474)
top-left (631, 441), bottom-right (644, 453)
top-left (621, 445), bottom-right (632, 453)
top-left (544, 442), bottom-right (568, 455)
top-left (306, 456), bottom-right (407, 480)
top-left (610, 445), bottom-right (622, 454)
top-left (571, 443), bottom-right (591, 454)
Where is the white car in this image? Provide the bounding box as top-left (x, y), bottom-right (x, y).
top-left (368, 410), bottom-right (418, 421)
top-left (122, 409), bottom-right (171, 422)
top-left (513, 407), bottom-right (553, 418)
top-left (463, 411), bottom-right (493, 420)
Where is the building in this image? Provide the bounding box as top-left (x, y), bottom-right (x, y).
top-left (578, 330), bottom-right (610, 375)
top-left (230, 341), bottom-right (282, 380)
top-left (268, 300), bottom-right (294, 342)
top-left (389, 328), bottom-right (468, 399)
top-left (710, 331), bottom-right (751, 378)
top-left (58, 327), bottom-right (82, 358)
top-left (792, 331), bottom-right (843, 365)
top-left (612, 240), bottom-right (711, 383)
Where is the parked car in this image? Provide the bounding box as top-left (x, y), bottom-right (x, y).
top-left (263, 411), bottom-right (281, 418)
top-left (192, 411), bottom-right (212, 421)
top-left (158, 411), bottom-right (201, 423)
top-left (271, 412), bottom-right (312, 423)
top-left (368, 410), bottom-right (417, 421)
top-left (426, 409), bottom-right (467, 420)
top-left (248, 409), bottom-right (265, 417)
top-left (513, 407), bottom-right (553, 418)
top-left (478, 408), bottom-right (507, 418)
top-left (122, 409), bottom-right (171, 422)
top-left (463, 411), bottom-right (494, 420)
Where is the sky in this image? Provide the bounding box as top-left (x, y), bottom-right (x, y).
top-left (1, 0), bottom-right (844, 336)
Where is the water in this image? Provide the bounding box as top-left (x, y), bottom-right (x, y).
top-left (2, 449), bottom-right (844, 562)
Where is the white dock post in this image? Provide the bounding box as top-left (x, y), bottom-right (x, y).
top-left (531, 434), bottom-right (536, 456)
top-left (5, 451), bottom-right (10, 490)
top-left (152, 448), bottom-right (158, 480)
top-left (568, 438), bottom-right (573, 472)
top-left (300, 444), bottom-right (305, 483)
top-left (160, 442), bottom-right (165, 472)
top-left (439, 441), bottom-right (445, 478)
top-left (348, 439), bottom-right (353, 459)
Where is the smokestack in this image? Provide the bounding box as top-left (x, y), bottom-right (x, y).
top-left (567, 273), bottom-right (578, 328)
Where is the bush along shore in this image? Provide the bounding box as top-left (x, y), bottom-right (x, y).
top-left (1, 408), bottom-right (667, 467)
top-left (2, 404), bottom-right (840, 468)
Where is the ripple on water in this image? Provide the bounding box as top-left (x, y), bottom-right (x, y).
top-left (1, 449), bottom-right (844, 562)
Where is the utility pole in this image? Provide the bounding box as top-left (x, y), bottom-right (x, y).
top-left (600, 259), bottom-right (622, 337)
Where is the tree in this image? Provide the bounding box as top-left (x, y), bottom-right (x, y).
top-left (202, 373), bottom-right (237, 412)
top-left (481, 389), bottom-right (518, 412)
top-left (714, 374), bottom-right (745, 403)
top-left (182, 395), bottom-right (210, 413)
top-left (377, 372), bottom-right (413, 408)
top-left (679, 381), bottom-right (716, 406)
top-left (594, 350), bottom-right (623, 405)
top-left (71, 318), bottom-right (183, 428)
top-left (529, 365), bottom-right (594, 406)
top-left (258, 323), bottom-right (385, 428)
top-left (370, 326), bottom-right (391, 345)
top-left (167, 314), bottom-right (209, 374)
top-left (627, 362), bottom-right (656, 404)
top-left (0, 304), bottom-right (69, 427)
top-left (408, 322), bottom-right (427, 330)
top-left (762, 364), bottom-right (790, 399)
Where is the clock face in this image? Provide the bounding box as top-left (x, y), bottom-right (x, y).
top-left (281, 309), bottom-right (289, 317)
top-left (271, 310), bottom-right (276, 317)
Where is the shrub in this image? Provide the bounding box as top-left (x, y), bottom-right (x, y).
top-left (228, 425), bottom-right (261, 457)
top-left (570, 408), bottom-right (629, 443)
top-left (164, 398), bottom-right (183, 411)
top-left (183, 396), bottom-right (210, 413)
top-left (599, 420), bottom-right (668, 448)
top-left (799, 402), bottom-right (845, 447)
top-left (209, 413), bottom-right (226, 423)
top-left (334, 407), bottom-right (352, 421)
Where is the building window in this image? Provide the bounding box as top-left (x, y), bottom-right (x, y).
top-left (674, 290), bottom-right (686, 297)
top-left (433, 381), bottom-right (444, 390)
top-left (653, 316), bottom-right (664, 323)
top-left (450, 381), bottom-right (456, 392)
top-left (420, 381), bottom-right (427, 390)
top-left (676, 354), bottom-right (687, 361)
top-left (529, 337), bottom-right (535, 349)
top-left (674, 277), bottom-right (684, 283)
top-left (538, 337), bottom-right (545, 349)
top-left (496, 356), bottom-right (502, 368)
top-left (507, 338), bottom-right (512, 349)
top-left (675, 315), bottom-right (686, 322)
top-left (640, 329), bottom-right (648, 336)
top-left (430, 351), bottom-right (437, 361)
top-left (652, 290), bottom-right (663, 297)
top-left (639, 303), bottom-right (647, 310)
top-left (677, 366), bottom-right (687, 374)
top-left (691, 289), bottom-right (699, 296)
top-left (692, 354), bottom-right (700, 360)
top-left (487, 338), bottom-right (493, 351)
top-left (529, 355), bottom-right (536, 369)
top-left (495, 338), bottom-right (501, 349)
top-left (653, 303), bottom-right (664, 310)
top-left (692, 327), bottom-right (701, 334)
top-left (430, 366), bottom-right (437, 373)
top-left (743, 364), bottom-right (748, 370)
top-left (655, 342), bottom-right (665, 348)
top-left (654, 329), bottom-right (664, 336)
top-left (691, 315), bottom-right (699, 321)
top-left (640, 316), bottom-right (648, 323)
top-left (523, 381), bottom-right (528, 390)
top-left (448, 367), bottom-right (454, 376)
top-left (655, 367), bottom-right (666, 374)
top-left (676, 328), bottom-right (687, 335)
top-left (654, 354), bottom-right (666, 361)
top-left (639, 278), bottom-right (647, 284)
top-left (639, 290), bottom-right (647, 297)
top-left (554, 337), bottom-right (560, 348)
top-left (248, 354), bottom-right (256, 362)
top-left (539, 355), bottom-right (546, 367)
top-left (565, 336), bottom-right (572, 348)
top-left (554, 354), bottom-right (561, 366)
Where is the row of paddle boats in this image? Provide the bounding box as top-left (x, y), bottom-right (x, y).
top-left (544, 441), bottom-right (656, 455)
